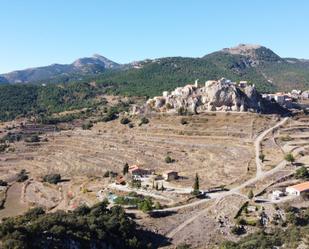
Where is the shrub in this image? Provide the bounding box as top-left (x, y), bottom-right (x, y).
top-left (176, 243), bottom-right (191, 249)
top-left (280, 135), bottom-right (292, 141)
top-left (180, 118), bottom-right (188, 125)
top-left (82, 121), bottom-right (93, 130)
top-left (103, 171), bottom-right (110, 177)
top-left (246, 218), bottom-right (257, 226)
top-left (43, 174), bottom-right (61, 184)
top-left (248, 190), bottom-right (254, 199)
top-left (259, 154), bottom-right (265, 162)
top-left (25, 135), bottom-right (40, 143)
top-left (178, 107), bottom-right (187, 116)
top-left (139, 117), bottom-right (149, 126)
top-left (165, 156), bottom-right (175, 163)
top-left (120, 117), bottom-right (131, 125)
top-left (130, 179), bottom-right (141, 189)
top-left (0, 144), bottom-right (9, 152)
top-left (154, 202), bottom-right (162, 210)
top-left (0, 180), bottom-right (8, 186)
top-left (231, 225), bottom-right (246, 235)
top-left (16, 169), bottom-right (28, 182)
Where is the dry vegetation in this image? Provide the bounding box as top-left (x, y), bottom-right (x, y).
top-left (0, 113), bottom-right (276, 188)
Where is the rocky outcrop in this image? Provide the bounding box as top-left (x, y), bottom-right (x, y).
top-left (134, 78), bottom-right (289, 115)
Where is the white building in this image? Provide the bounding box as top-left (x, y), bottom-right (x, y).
top-left (286, 181), bottom-right (309, 196)
top-left (301, 91), bottom-right (309, 99)
top-left (162, 91), bottom-right (169, 97)
top-left (272, 190), bottom-right (284, 199)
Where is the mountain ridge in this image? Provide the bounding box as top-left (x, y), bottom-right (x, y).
top-left (1, 44), bottom-right (309, 92)
top-left (0, 54), bottom-right (122, 83)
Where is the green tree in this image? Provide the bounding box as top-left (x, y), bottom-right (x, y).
top-left (192, 173), bottom-right (200, 196)
top-left (285, 153), bottom-right (295, 164)
top-left (43, 174), bottom-right (61, 184)
top-left (295, 166), bottom-right (309, 179)
top-left (248, 190), bottom-right (254, 199)
top-left (155, 182), bottom-right (159, 190)
top-left (138, 197), bottom-right (153, 213)
top-left (123, 163), bottom-right (129, 175)
top-left (259, 154), bottom-right (265, 162)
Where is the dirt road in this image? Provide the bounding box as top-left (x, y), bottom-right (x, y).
top-left (154, 117), bottom-right (290, 214)
top-left (254, 117), bottom-right (289, 177)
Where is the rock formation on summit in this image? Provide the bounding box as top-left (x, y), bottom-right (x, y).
top-left (134, 78), bottom-right (288, 115)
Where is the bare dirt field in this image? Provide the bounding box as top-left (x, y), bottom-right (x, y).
top-left (0, 113), bottom-right (276, 188)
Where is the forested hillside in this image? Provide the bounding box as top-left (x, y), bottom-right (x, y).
top-left (0, 201), bottom-right (155, 249)
top-left (0, 83), bottom-right (104, 121)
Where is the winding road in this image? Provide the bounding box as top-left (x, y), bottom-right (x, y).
top-left (158, 117), bottom-right (293, 239)
top-left (254, 117), bottom-right (289, 177)
top-left (154, 117), bottom-right (289, 214)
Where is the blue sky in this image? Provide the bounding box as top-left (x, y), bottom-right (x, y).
top-left (0, 0), bottom-right (308, 73)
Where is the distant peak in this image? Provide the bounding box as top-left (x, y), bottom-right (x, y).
top-left (92, 53), bottom-right (105, 59)
top-left (220, 43), bottom-right (282, 64)
top-left (222, 44), bottom-right (263, 54)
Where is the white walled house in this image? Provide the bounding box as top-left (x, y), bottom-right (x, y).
top-left (286, 182), bottom-right (309, 196)
top-left (272, 190), bottom-right (284, 199)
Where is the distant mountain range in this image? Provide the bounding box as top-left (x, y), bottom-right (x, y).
top-left (0, 54), bottom-right (122, 84)
top-left (1, 44), bottom-right (309, 93)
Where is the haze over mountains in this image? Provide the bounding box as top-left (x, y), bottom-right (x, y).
top-left (1, 44), bottom-right (309, 92)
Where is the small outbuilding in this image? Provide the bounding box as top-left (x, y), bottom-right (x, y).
top-left (273, 190), bottom-right (284, 197)
top-left (286, 181), bottom-right (309, 196)
top-left (115, 176), bottom-right (126, 185)
top-left (163, 170), bottom-right (179, 181)
top-left (272, 190), bottom-right (284, 199)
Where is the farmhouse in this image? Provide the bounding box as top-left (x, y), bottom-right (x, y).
top-left (163, 170), bottom-right (179, 181)
top-left (286, 181), bottom-right (309, 196)
top-left (128, 165), bottom-right (154, 177)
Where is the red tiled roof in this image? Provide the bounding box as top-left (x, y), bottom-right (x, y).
top-left (288, 181), bottom-right (309, 192)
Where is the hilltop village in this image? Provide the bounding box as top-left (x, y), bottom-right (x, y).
top-left (134, 78), bottom-right (289, 116)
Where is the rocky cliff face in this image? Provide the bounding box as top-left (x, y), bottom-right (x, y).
top-left (134, 79), bottom-right (288, 115)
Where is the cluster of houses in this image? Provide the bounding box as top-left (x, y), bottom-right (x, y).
top-left (115, 164), bottom-right (179, 185)
top-left (262, 89), bottom-right (309, 107)
top-left (204, 78), bottom-right (249, 88)
top-left (272, 181), bottom-right (309, 200)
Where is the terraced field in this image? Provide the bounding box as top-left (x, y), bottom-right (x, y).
top-left (0, 112), bottom-right (277, 189)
